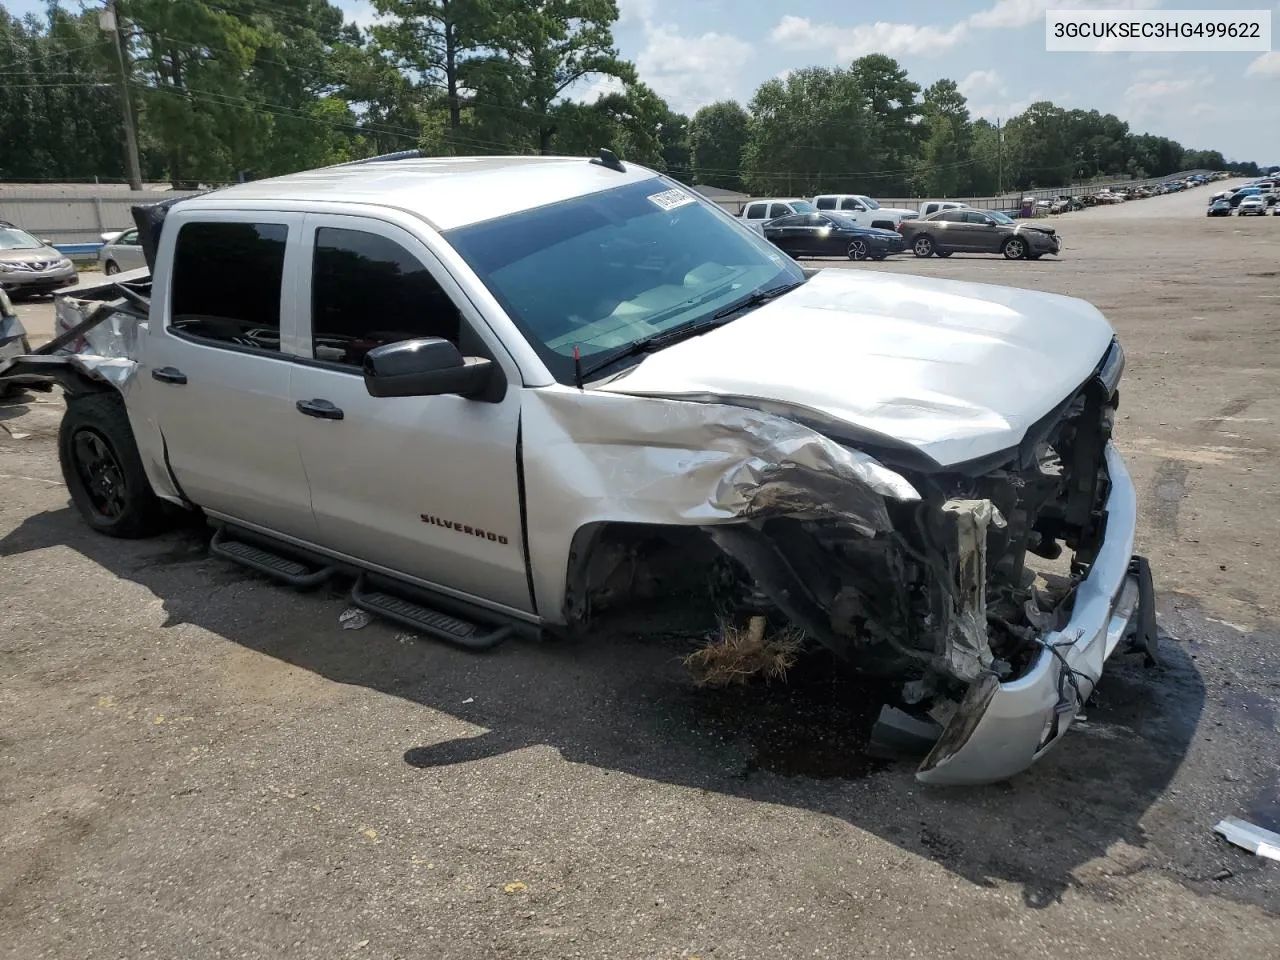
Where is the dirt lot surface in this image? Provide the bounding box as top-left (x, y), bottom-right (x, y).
top-left (2, 182), bottom-right (1278, 959)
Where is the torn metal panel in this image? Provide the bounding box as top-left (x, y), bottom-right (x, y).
top-left (47, 296), bottom-right (144, 391)
top-left (519, 387), bottom-right (921, 622)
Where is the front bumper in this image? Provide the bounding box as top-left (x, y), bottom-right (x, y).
top-left (1027, 232), bottom-right (1061, 254)
top-left (917, 444), bottom-right (1148, 785)
top-left (0, 265), bottom-right (78, 293)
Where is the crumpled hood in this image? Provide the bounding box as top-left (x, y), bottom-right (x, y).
top-left (599, 268), bottom-right (1115, 468)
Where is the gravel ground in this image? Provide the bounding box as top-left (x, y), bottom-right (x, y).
top-left (2, 182), bottom-right (1278, 960)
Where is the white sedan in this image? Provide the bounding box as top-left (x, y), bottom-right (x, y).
top-left (96, 228), bottom-right (149, 274)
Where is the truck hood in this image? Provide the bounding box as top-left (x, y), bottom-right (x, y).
top-left (599, 268), bottom-right (1115, 468)
top-left (873, 206), bottom-right (918, 220)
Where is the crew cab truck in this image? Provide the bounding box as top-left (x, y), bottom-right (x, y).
top-left (0, 150), bottom-right (1156, 786)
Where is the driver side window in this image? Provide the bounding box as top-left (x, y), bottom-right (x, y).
top-left (310, 227), bottom-right (461, 368)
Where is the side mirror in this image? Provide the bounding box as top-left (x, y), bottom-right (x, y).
top-left (41, 238), bottom-right (55, 245)
top-left (363, 337), bottom-right (493, 399)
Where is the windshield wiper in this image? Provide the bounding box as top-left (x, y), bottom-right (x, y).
top-left (573, 278), bottom-right (806, 386)
top-left (709, 278), bottom-right (805, 322)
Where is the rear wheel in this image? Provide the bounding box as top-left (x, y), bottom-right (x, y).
top-left (103, 261), bottom-right (119, 276)
top-left (1002, 236), bottom-right (1027, 260)
top-left (912, 235), bottom-right (935, 258)
top-left (59, 392), bottom-right (173, 538)
top-left (847, 239), bottom-right (869, 261)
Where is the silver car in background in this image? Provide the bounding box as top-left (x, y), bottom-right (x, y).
top-left (97, 228), bottom-right (149, 275)
top-left (0, 221), bottom-right (78, 299)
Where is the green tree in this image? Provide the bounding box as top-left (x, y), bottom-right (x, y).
top-left (848, 54), bottom-right (920, 194)
top-left (915, 78), bottom-right (971, 197)
top-left (476, 0), bottom-right (634, 154)
top-left (742, 67), bottom-right (873, 196)
top-left (371, 0), bottom-right (491, 130)
top-left (688, 100), bottom-right (748, 190)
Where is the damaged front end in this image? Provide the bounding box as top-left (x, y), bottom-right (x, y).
top-left (546, 338), bottom-right (1153, 786)
top-left (705, 338), bottom-right (1155, 784)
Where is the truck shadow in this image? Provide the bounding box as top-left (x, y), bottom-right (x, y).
top-left (1, 508), bottom-right (1210, 910)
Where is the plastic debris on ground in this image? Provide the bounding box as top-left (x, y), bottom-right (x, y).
top-left (1214, 817), bottom-right (1280, 861)
top-left (339, 607), bottom-right (372, 630)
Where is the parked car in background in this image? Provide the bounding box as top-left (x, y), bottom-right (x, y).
top-left (1237, 195), bottom-right (1269, 217)
top-left (97, 227), bottom-right (149, 275)
top-left (739, 198), bottom-right (817, 234)
top-left (0, 222), bottom-right (77, 299)
top-left (812, 194), bottom-right (915, 229)
top-left (1228, 187), bottom-right (1263, 208)
top-left (918, 200), bottom-right (969, 218)
top-left (763, 212), bottom-right (905, 261)
top-left (1207, 198), bottom-right (1234, 217)
top-left (900, 208), bottom-right (1061, 260)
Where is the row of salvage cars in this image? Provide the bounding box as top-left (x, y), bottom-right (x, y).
top-left (761, 208), bottom-right (1060, 262)
top-left (0, 150), bottom-right (1158, 786)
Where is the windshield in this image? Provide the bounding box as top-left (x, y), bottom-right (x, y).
top-left (789, 200), bottom-right (817, 212)
top-left (445, 178), bottom-right (803, 383)
top-left (860, 197), bottom-right (881, 209)
top-left (0, 228), bottom-right (45, 251)
top-left (987, 211), bottom-right (1015, 224)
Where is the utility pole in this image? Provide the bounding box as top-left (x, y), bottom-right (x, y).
top-left (996, 117), bottom-right (1003, 196)
top-left (101, 1), bottom-right (143, 191)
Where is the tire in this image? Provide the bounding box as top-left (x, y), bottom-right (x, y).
top-left (1002, 236), bottom-right (1027, 260)
top-left (847, 239), bottom-right (869, 261)
top-left (59, 392), bottom-right (172, 538)
top-left (935, 250), bottom-right (953, 258)
top-left (912, 235), bottom-right (935, 258)
top-left (103, 261), bottom-right (119, 276)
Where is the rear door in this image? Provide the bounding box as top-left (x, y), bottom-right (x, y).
top-left (142, 213), bottom-right (318, 540)
top-left (286, 214), bottom-right (532, 612)
top-left (764, 214), bottom-right (803, 253)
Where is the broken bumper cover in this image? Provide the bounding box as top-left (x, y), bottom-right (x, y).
top-left (917, 444), bottom-right (1147, 785)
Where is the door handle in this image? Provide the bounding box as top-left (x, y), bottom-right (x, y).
top-left (151, 366), bottom-right (187, 385)
top-left (296, 398), bottom-right (344, 421)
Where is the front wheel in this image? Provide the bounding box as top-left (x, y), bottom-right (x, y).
top-left (1002, 237), bottom-right (1027, 259)
top-left (59, 393), bottom-right (173, 538)
top-left (912, 235), bottom-right (935, 258)
top-left (103, 261), bottom-right (119, 276)
top-left (847, 239), bottom-right (869, 261)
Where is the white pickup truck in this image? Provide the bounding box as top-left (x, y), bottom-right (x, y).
top-left (0, 150), bottom-right (1156, 786)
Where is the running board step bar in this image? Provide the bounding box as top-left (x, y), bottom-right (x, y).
top-left (209, 524), bottom-right (336, 588)
top-left (350, 573), bottom-right (511, 651)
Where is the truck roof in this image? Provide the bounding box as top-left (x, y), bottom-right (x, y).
top-left (176, 155), bottom-right (663, 231)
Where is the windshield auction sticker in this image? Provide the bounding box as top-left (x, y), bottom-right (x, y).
top-left (1046, 8), bottom-right (1271, 51)
top-left (648, 188), bottom-right (696, 211)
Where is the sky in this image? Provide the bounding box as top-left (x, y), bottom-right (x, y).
top-left (9, 0), bottom-right (1278, 163)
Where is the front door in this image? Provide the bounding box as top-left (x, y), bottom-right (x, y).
top-left (142, 212), bottom-right (318, 541)
top-left (964, 212), bottom-right (1004, 252)
top-left (287, 214), bottom-right (532, 613)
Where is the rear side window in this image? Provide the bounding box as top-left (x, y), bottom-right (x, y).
top-left (310, 227), bottom-right (461, 367)
top-left (170, 221), bottom-right (288, 351)
top-left (768, 203), bottom-right (790, 219)
top-left (744, 202), bottom-right (766, 219)
top-left (815, 197), bottom-right (836, 210)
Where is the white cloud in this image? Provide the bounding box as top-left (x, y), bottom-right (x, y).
top-left (1122, 68), bottom-right (1213, 122)
top-left (969, 0), bottom-right (1161, 30)
top-left (1133, 67), bottom-right (1174, 81)
top-left (1245, 51), bottom-right (1280, 78)
top-left (958, 69), bottom-right (1005, 99)
top-left (340, 1), bottom-right (382, 29)
top-left (769, 0), bottom-right (1166, 63)
top-left (635, 22), bottom-right (752, 113)
top-left (616, 0), bottom-right (657, 26)
top-left (573, 74), bottom-right (628, 103)
top-left (770, 14), bottom-right (967, 59)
